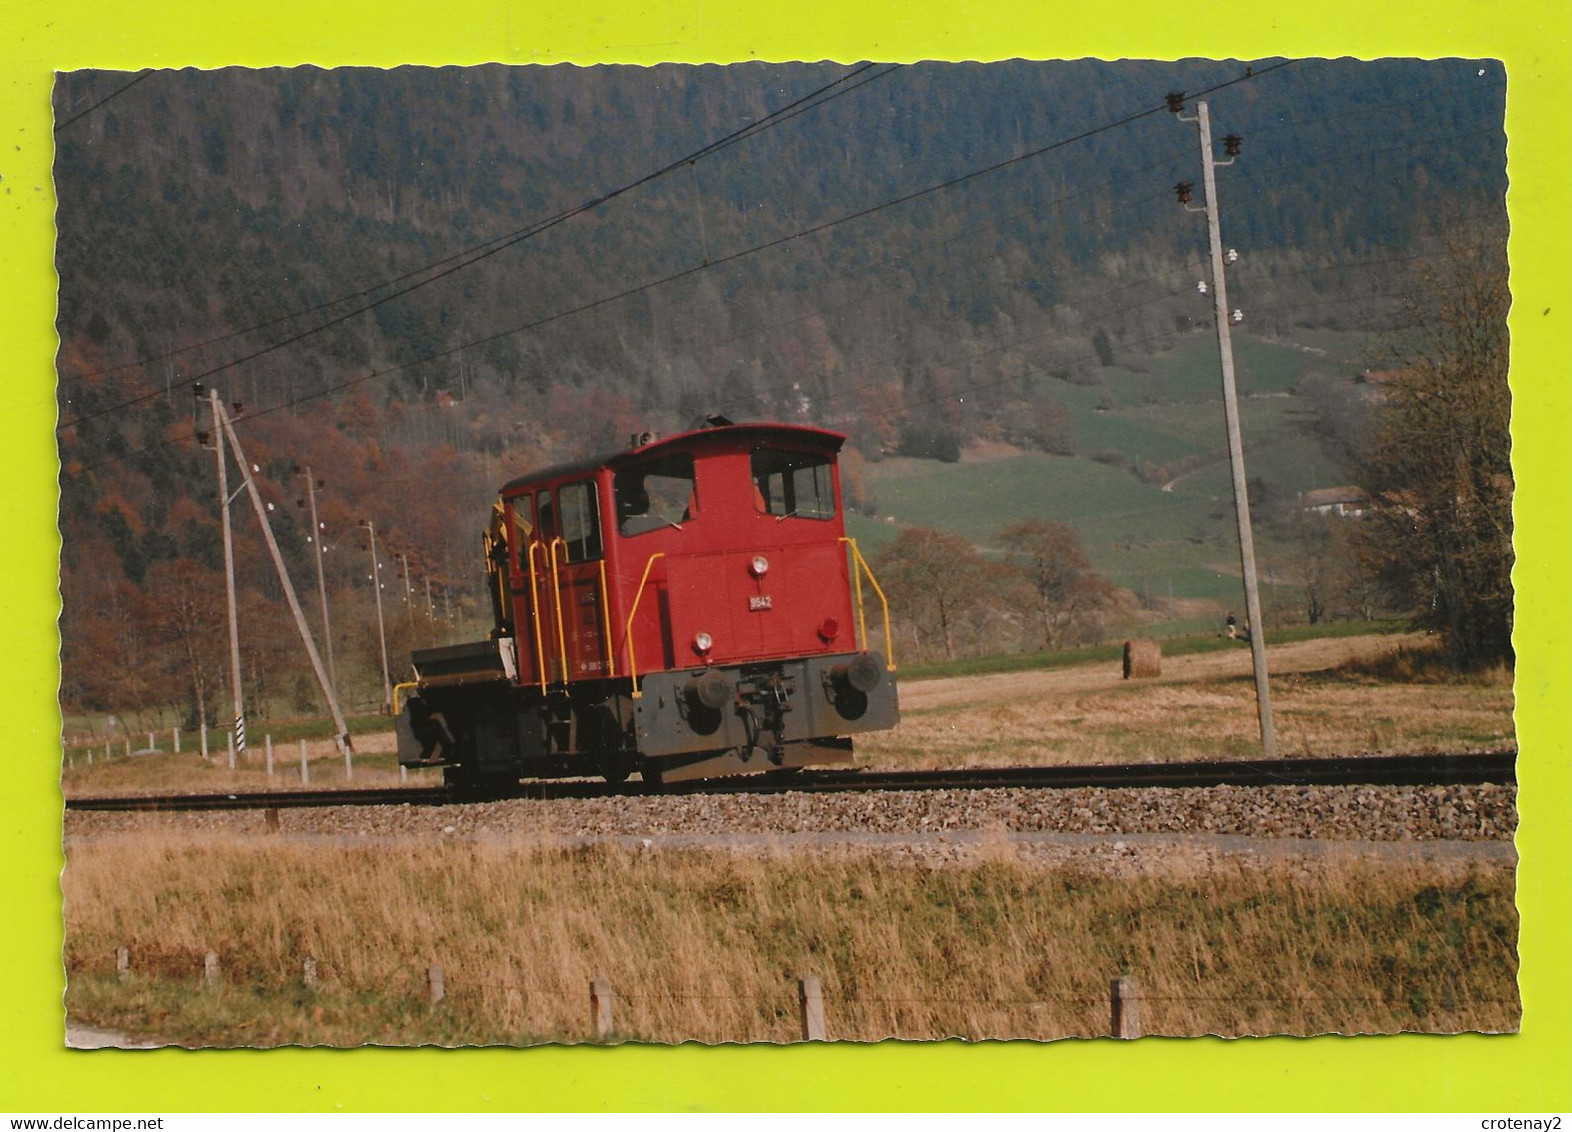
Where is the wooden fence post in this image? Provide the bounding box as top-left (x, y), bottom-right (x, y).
top-left (427, 965), bottom-right (445, 1007)
top-left (590, 978), bottom-right (615, 1040)
top-left (265, 734), bottom-right (274, 777)
top-left (1111, 976), bottom-right (1142, 1039)
top-left (174, 727), bottom-right (181, 753)
top-left (147, 731), bottom-right (154, 750)
top-left (203, 951), bottom-right (221, 990)
top-left (303, 956), bottom-right (318, 990)
top-left (797, 975), bottom-right (826, 1041)
top-left (300, 739), bottom-right (310, 784)
top-left (116, 947), bottom-right (130, 983)
top-left (125, 737), bottom-right (132, 758)
top-left (264, 807), bottom-right (280, 832)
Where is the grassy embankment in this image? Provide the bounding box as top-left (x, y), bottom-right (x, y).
top-left (63, 836), bottom-right (1519, 1046)
top-left (848, 330), bottom-right (1371, 611)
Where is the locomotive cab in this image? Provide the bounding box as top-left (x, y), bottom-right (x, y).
top-left (397, 421), bottom-right (898, 786)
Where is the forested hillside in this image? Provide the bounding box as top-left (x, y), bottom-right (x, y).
top-left (52, 59), bottom-right (1507, 719)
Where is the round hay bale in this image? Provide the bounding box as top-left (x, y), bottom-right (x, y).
top-left (1122, 639), bottom-right (1162, 679)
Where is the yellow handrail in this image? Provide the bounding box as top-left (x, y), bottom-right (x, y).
top-left (840, 537), bottom-right (896, 671)
top-left (526, 541), bottom-right (548, 692)
top-left (597, 559), bottom-right (616, 679)
top-left (392, 680), bottom-right (420, 716)
top-left (548, 537), bottom-right (569, 685)
top-left (623, 552), bottom-right (666, 698)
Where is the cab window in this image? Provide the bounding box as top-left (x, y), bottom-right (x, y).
top-left (510, 497), bottom-right (536, 572)
top-left (557, 481), bottom-right (603, 562)
top-left (614, 454), bottom-right (697, 536)
top-left (751, 448), bottom-right (835, 520)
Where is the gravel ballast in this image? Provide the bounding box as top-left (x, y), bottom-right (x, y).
top-left (65, 782), bottom-right (1516, 847)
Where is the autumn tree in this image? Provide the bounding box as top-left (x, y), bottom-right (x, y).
top-left (871, 527), bottom-right (992, 661)
top-left (1354, 239), bottom-right (1512, 668)
top-left (998, 519), bottom-right (1120, 648)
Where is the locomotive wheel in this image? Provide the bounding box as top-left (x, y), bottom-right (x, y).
top-left (597, 751), bottom-right (634, 784)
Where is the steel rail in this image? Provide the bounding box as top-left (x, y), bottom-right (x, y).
top-left (64, 751), bottom-right (1514, 814)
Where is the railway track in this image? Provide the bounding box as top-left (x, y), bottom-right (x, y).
top-left (64, 750), bottom-right (1514, 814)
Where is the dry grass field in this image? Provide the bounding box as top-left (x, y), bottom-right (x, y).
top-left (60, 632), bottom-right (1519, 1046)
top-left (858, 633), bottom-right (1515, 769)
top-left (63, 834), bottom-right (1519, 1046)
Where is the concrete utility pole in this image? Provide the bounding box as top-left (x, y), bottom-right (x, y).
top-left (399, 553), bottom-right (415, 629)
top-left (218, 406), bottom-right (354, 758)
top-left (360, 519), bottom-right (393, 714)
top-left (1174, 96), bottom-right (1278, 759)
top-left (207, 388), bottom-right (246, 758)
top-left (296, 465), bottom-right (338, 692)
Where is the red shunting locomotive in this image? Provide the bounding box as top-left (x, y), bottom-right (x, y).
top-left (396, 419), bottom-right (899, 785)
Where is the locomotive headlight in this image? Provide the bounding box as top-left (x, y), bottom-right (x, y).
top-left (693, 631), bottom-right (714, 655)
top-left (749, 554), bottom-right (770, 577)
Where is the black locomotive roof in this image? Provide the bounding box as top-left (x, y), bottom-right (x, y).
top-left (498, 421), bottom-right (845, 497)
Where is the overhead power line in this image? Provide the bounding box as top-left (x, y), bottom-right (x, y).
top-left (57, 63), bottom-right (900, 423)
top-left (53, 70), bottom-right (153, 133)
top-left (64, 61), bottom-right (1299, 477)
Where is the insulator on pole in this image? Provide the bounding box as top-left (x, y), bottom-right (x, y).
top-left (1223, 134), bottom-right (1243, 157)
top-left (1165, 91), bottom-right (1186, 113)
top-left (1174, 181), bottom-right (1194, 204)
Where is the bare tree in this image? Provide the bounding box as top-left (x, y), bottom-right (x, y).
top-left (872, 527), bottom-right (992, 661)
top-left (998, 519), bottom-right (1120, 649)
top-left (1355, 238), bottom-right (1512, 668)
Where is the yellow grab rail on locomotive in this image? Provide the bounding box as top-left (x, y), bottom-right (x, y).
top-left (548, 537), bottom-right (570, 685)
top-left (525, 541), bottom-right (548, 692)
top-left (623, 552), bottom-right (666, 699)
top-left (597, 559), bottom-right (616, 679)
top-left (840, 537), bottom-right (896, 671)
top-left (392, 680), bottom-right (420, 717)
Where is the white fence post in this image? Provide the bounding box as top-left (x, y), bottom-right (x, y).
top-left (200, 723), bottom-right (209, 759)
top-left (265, 734), bottom-right (274, 777)
top-left (300, 738), bottom-right (310, 784)
top-left (174, 727), bottom-right (181, 753)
